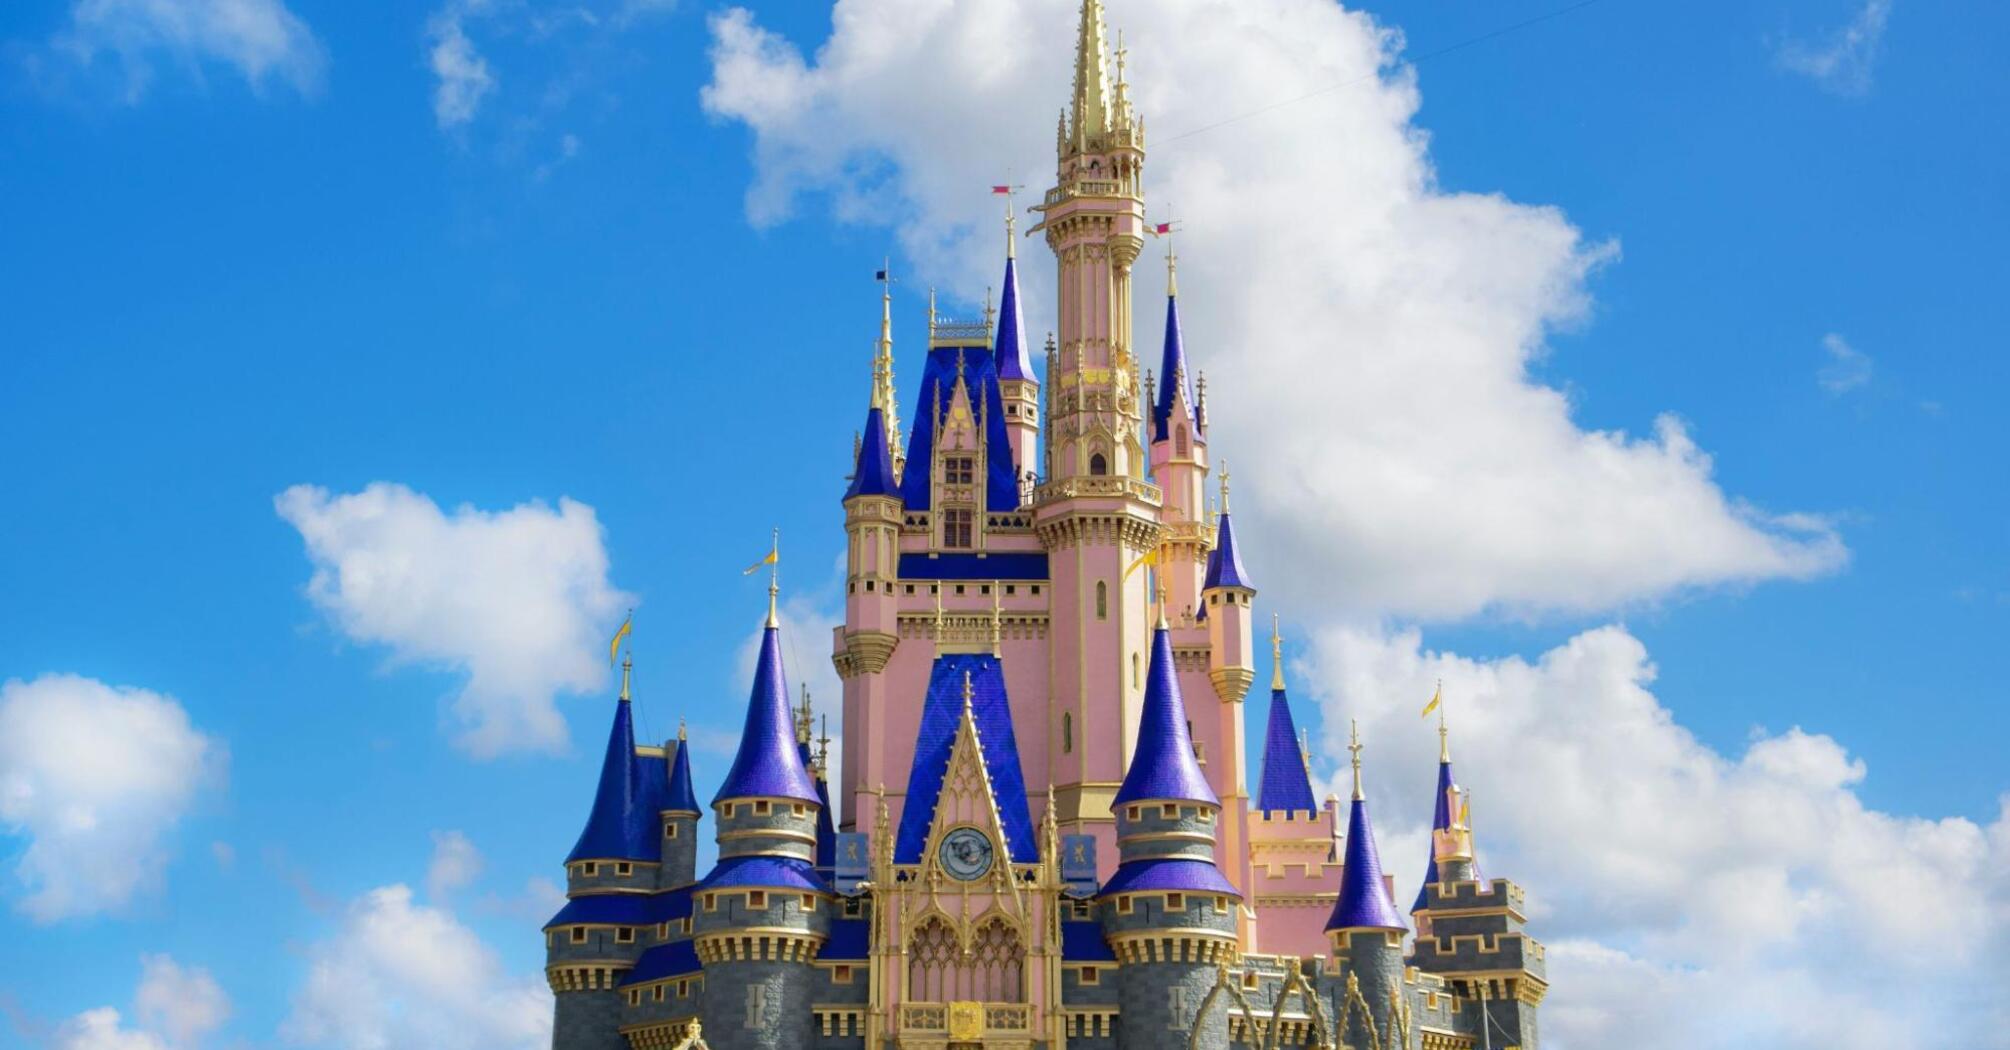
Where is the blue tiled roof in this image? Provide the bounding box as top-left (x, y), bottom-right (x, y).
top-left (566, 699), bottom-right (658, 864)
top-left (1327, 797), bottom-right (1406, 932)
top-left (894, 654), bottom-right (1037, 864)
top-left (846, 405), bottom-right (900, 501)
top-left (822, 918), bottom-right (871, 960)
top-left (1202, 511), bottom-right (1252, 591)
top-left (1114, 626), bottom-right (1218, 807)
top-left (700, 854), bottom-right (830, 893)
top-left (897, 552), bottom-right (1050, 581)
top-left (1256, 689), bottom-right (1316, 815)
top-left (1061, 921), bottom-right (1115, 961)
top-left (1412, 759), bottom-right (1484, 912)
top-left (1152, 294), bottom-right (1194, 443)
top-left (995, 257), bottom-right (1033, 382)
top-left (543, 886), bottom-right (692, 930)
top-left (898, 344), bottom-right (1021, 512)
top-left (622, 939), bottom-right (701, 986)
top-left (665, 738), bottom-right (699, 814)
top-left (713, 625), bottom-right (820, 805)
top-left (1100, 859), bottom-right (1241, 898)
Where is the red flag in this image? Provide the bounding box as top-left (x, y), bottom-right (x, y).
top-left (992, 185), bottom-right (1012, 195)
top-left (1152, 222), bottom-right (1173, 235)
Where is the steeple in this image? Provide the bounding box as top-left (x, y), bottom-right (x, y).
top-left (1114, 623), bottom-right (1218, 806)
top-left (1202, 465), bottom-right (1252, 591)
top-left (1150, 257), bottom-right (1195, 444)
top-left (1413, 702), bottom-right (1485, 911)
top-left (713, 601), bottom-right (820, 805)
top-left (1326, 721), bottom-right (1406, 932)
top-left (995, 236), bottom-right (1033, 384)
top-left (1069, 0), bottom-right (1111, 144)
top-left (1256, 616), bottom-right (1317, 815)
top-left (872, 266), bottom-right (903, 474)
top-left (565, 679), bottom-right (654, 863)
top-left (846, 403), bottom-right (899, 500)
top-left (665, 722), bottom-right (698, 815)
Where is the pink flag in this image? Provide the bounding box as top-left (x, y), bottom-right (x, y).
top-left (992, 185), bottom-right (1012, 195)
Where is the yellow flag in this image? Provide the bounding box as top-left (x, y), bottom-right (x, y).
top-left (1122, 548), bottom-right (1158, 580)
top-left (1420, 683), bottom-right (1441, 719)
top-left (743, 545), bottom-right (779, 575)
top-left (609, 615), bottom-right (631, 666)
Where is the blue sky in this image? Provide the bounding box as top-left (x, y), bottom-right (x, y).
top-left (2, 1), bottom-right (2006, 1047)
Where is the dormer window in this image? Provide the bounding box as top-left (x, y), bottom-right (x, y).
top-left (945, 456), bottom-right (974, 485)
top-left (943, 509), bottom-right (974, 548)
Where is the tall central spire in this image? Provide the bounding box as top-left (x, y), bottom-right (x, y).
top-left (1071, 0), bottom-right (1110, 143)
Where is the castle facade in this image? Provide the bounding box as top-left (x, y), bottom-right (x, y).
top-left (545, 4), bottom-right (1545, 1048)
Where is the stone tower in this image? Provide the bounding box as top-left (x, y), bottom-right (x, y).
top-left (1324, 722), bottom-right (1410, 1050)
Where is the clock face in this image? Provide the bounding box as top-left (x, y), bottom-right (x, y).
top-left (938, 827), bottom-right (995, 881)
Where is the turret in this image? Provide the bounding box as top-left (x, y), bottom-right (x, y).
top-left (1102, 618), bottom-right (1239, 1050)
top-left (1147, 249), bottom-right (1211, 622)
top-left (839, 392), bottom-right (901, 679)
top-left (694, 588), bottom-right (830, 1050)
top-left (546, 657), bottom-right (656, 1050)
top-left (1323, 722), bottom-right (1407, 1050)
top-left (1201, 469), bottom-right (1255, 703)
top-left (995, 207), bottom-right (1040, 495)
top-left (1412, 702), bottom-right (1482, 915)
top-left (659, 722), bottom-right (700, 889)
top-left (1255, 618), bottom-right (1316, 817)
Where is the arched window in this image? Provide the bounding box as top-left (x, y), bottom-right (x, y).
top-left (1089, 452), bottom-right (1109, 476)
top-left (1095, 581), bottom-right (1108, 620)
top-left (907, 916), bottom-right (1025, 1003)
top-left (1132, 652), bottom-right (1140, 687)
top-left (1063, 712), bottom-right (1073, 753)
top-left (1175, 427), bottom-right (1189, 457)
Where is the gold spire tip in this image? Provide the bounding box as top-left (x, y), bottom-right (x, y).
top-left (1347, 719), bottom-right (1364, 801)
top-left (619, 651), bottom-right (632, 702)
top-left (1219, 461), bottom-right (1232, 515)
top-left (677, 716), bottom-right (687, 741)
top-left (1270, 613), bottom-right (1285, 692)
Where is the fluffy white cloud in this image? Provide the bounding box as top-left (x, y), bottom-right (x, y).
top-left (1299, 624), bottom-right (2010, 1049)
top-left (134, 955), bottom-right (230, 1048)
top-left (283, 884), bottom-right (551, 1050)
top-left (275, 482), bottom-right (635, 757)
top-left (55, 0), bottom-right (324, 99)
top-left (54, 1009), bottom-right (169, 1050)
top-left (0, 674), bottom-right (222, 922)
top-left (1778, 0), bottom-right (1893, 97)
top-left (426, 830), bottom-right (484, 903)
top-left (700, 0), bottom-right (1844, 622)
top-left (426, 1), bottom-right (496, 129)
top-left (1817, 332), bottom-right (1873, 394)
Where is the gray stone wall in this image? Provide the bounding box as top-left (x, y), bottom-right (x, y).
top-left (715, 800), bottom-right (819, 863)
top-left (700, 962), bottom-right (818, 1050)
top-left (567, 861), bottom-right (659, 896)
top-left (1118, 962), bottom-right (1230, 1050)
top-left (1115, 803), bottom-right (1221, 864)
top-left (661, 812), bottom-right (700, 889)
top-left (553, 989), bottom-right (628, 1050)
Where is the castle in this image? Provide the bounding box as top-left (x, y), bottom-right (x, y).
top-left (543, 4), bottom-right (1545, 1048)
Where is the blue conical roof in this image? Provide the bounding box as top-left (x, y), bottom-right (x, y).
top-left (713, 625), bottom-right (820, 805)
top-left (1327, 796), bottom-right (1406, 932)
top-left (1152, 294), bottom-right (1194, 443)
top-left (846, 405), bottom-right (899, 501)
top-left (1115, 626), bottom-right (1219, 807)
top-left (1412, 757), bottom-right (1484, 911)
top-left (1203, 510), bottom-right (1252, 591)
top-left (665, 737), bottom-right (699, 814)
top-left (566, 698), bottom-right (657, 863)
top-left (1256, 689), bottom-right (1316, 815)
top-left (995, 257), bottom-right (1033, 382)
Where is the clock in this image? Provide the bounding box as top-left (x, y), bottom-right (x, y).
top-left (938, 827), bottom-right (995, 881)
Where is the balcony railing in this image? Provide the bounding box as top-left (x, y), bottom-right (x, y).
top-left (898, 1002), bottom-right (1033, 1041)
top-left (1032, 475), bottom-right (1161, 504)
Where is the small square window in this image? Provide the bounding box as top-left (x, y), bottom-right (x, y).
top-left (980, 584), bottom-right (991, 595)
top-left (677, 980), bottom-right (690, 997)
top-left (704, 894), bottom-right (717, 911)
top-left (616, 928), bottom-right (635, 944)
top-left (793, 803), bottom-right (807, 817)
top-left (1116, 896), bottom-right (1134, 914)
top-left (1031, 585), bottom-right (1041, 595)
top-left (1167, 893), bottom-right (1185, 910)
top-left (954, 584), bottom-right (966, 595)
top-left (1126, 806), bottom-right (1142, 821)
top-left (571, 926), bottom-right (587, 944)
top-left (667, 823), bottom-right (678, 838)
top-left (905, 585), bottom-right (915, 595)
top-left (834, 965), bottom-right (854, 983)
top-left (616, 862), bottom-right (632, 877)
top-left (582, 862), bottom-right (599, 877)
top-left (1080, 967), bottom-right (1100, 985)
top-left (748, 890), bottom-right (767, 909)
top-left (654, 986), bottom-right (665, 1003)
top-left (754, 800), bottom-right (771, 815)
top-left (1215, 895), bottom-right (1229, 912)
top-left (629, 990), bottom-right (641, 1007)
top-left (1242, 972), bottom-right (1259, 990)
top-left (722, 802), bottom-right (736, 818)
top-left (1006, 585), bottom-right (1016, 595)
top-left (802, 894), bottom-right (816, 911)
top-left (1161, 803), bottom-right (1179, 819)
top-left (682, 917), bottom-right (693, 934)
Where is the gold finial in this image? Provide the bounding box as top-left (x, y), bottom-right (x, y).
top-left (619, 652), bottom-right (633, 702)
top-left (1002, 185), bottom-right (1017, 259)
top-left (1155, 571), bottom-right (1170, 629)
top-left (1219, 461), bottom-right (1232, 515)
top-left (797, 683), bottom-right (814, 745)
top-left (933, 582), bottom-right (946, 646)
top-left (1299, 727), bottom-right (1311, 772)
top-left (1436, 679), bottom-right (1450, 763)
top-left (984, 286), bottom-right (995, 330)
top-left (961, 670), bottom-right (975, 713)
top-left (765, 527), bottom-right (781, 628)
top-left (1347, 718), bottom-right (1365, 802)
top-left (927, 286), bottom-right (937, 333)
top-left (1270, 613), bottom-right (1285, 692)
top-left (991, 585), bottom-right (1003, 657)
top-left (817, 714), bottom-right (831, 772)
top-left (1165, 225), bottom-right (1178, 297)
top-left (677, 716), bottom-right (687, 741)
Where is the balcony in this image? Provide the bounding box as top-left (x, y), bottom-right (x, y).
top-left (897, 1002), bottom-right (1034, 1049)
top-left (1031, 475), bottom-right (1161, 505)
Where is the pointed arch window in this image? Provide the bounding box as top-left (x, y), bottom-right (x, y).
top-left (1089, 452), bottom-right (1109, 476)
top-left (1095, 581), bottom-right (1108, 620)
top-left (1175, 427), bottom-right (1189, 457)
top-left (1063, 712), bottom-right (1074, 753)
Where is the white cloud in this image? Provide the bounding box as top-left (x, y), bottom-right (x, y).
top-left (54, 1009), bottom-right (169, 1050)
top-left (55, 0), bottom-right (324, 100)
top-left (133, 955), bottom-right (230, 1048)
top-left (0, 674), bottom-right (223, 922)
top-left (275, 482), bottom-right (635, 757)
top-left (1778, 0), bottom-right (1893, 97)
top-left (1299, 624), bottom-right (2010, 1049)
top-left (699, 0), bottom-right (1845, 623)
top-left (426, 2), bottom-right (496, 129)
top-left (426, 830), bottom-right (484, 903)
top-left (1817, 332), bottom-right (1873, 394)
top-left (283, 884), bottom-right (551, 1050)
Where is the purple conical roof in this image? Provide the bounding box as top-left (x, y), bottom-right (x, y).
top-left (566, 697), bottom-right (657, 863)
top-left (1202, 511), bottom-right (1252, 591)
top-left (1327, 796), bottom-right (1407, 932)
top-left (1412, 757), bottom-right (1484, 911)
top-left (1115, 626), bottom-right (1219, 807)
top-left (1256, 689), bottom-right (1316, 815)
top-left (1152, 294), bottom-right (1194, 443)
top-left (995, 256), bottom-right (1033, 382)
top-left (845, 405), bottom-right (898, 501)
top-left (665, 737), bottom-right (699, 814)
top-left (713, 625), bottom-right (820, 805)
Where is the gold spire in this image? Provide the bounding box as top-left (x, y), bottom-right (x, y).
top-left (1165, 225), bottom-right (1178, 297)
top-left (677, 716), bottom-right (687, 741)
top-left (1003, 186), bottom-right (1017, 260)
top-left (1436, 679), bottom-right (1450, 763)
top-left (765, 528), bottom-right (781, 628)
top-left (1219, 460), bottom-right (1232, 515)
top-left (991, 584), bottom-right (1003, 657)
top-left (796, 684), bottom-right (814, 745)
top-left (1070, 0), bottom-right (1110, 144)
top-left (1155, 572), bottom-right (1170, 629)
top-left (1348, 719), bottom-right (1365, 802)
top-left (873, 263), bottom-right (902, 469)
top-left (1270, 613), bottom-right (1285, 691)
top-left (961, 669), bottom-right (975, 714)
top-left (817, 714), bottom-right (831, 775)
top-left (619, 652), bottom-right (632, 702)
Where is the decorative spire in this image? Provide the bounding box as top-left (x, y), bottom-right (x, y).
top-left (990, 585), bottom-right (1003, 657)
top-left (564, 677), bottom-right (652, 863)
top-left (995, 225), bottom-right (1034, 383)
top-left (618, 652), bottom-right (632, 702)
top-left (1203, 466), bottom-right (1252, 592)
top-left (713, 592), bottom-right (820, 805)
top-left (1257, 619), bottom-right (1317, 816)
top-left (1438, 683), bottom-right (1450, 763)
top-left (872, 263), bottom-right (903, 471)
top-left (1150, 275), bottom-right (1193, 444)
top-left (1347, 719), bottom-right (1364, 801)
top-left (1069, 0), bottom-right (1111, 145)
top-left (1412, 694), bottom-right (1485, 912)
top-left (665, 725), bottom-right (699, 815)
top-left (1114, 624), bottom-right (1219, 806)
top-left (1220, 461), bottom-right (1232, 514)
top-left (796, 683), bottom-right (814, 746)
top-left (846, 404), bottom-right (899, 500)
top-left (1327, 721), bottom-right (1407, 932)
top-left (764, 528), bottom-right (781, 628)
